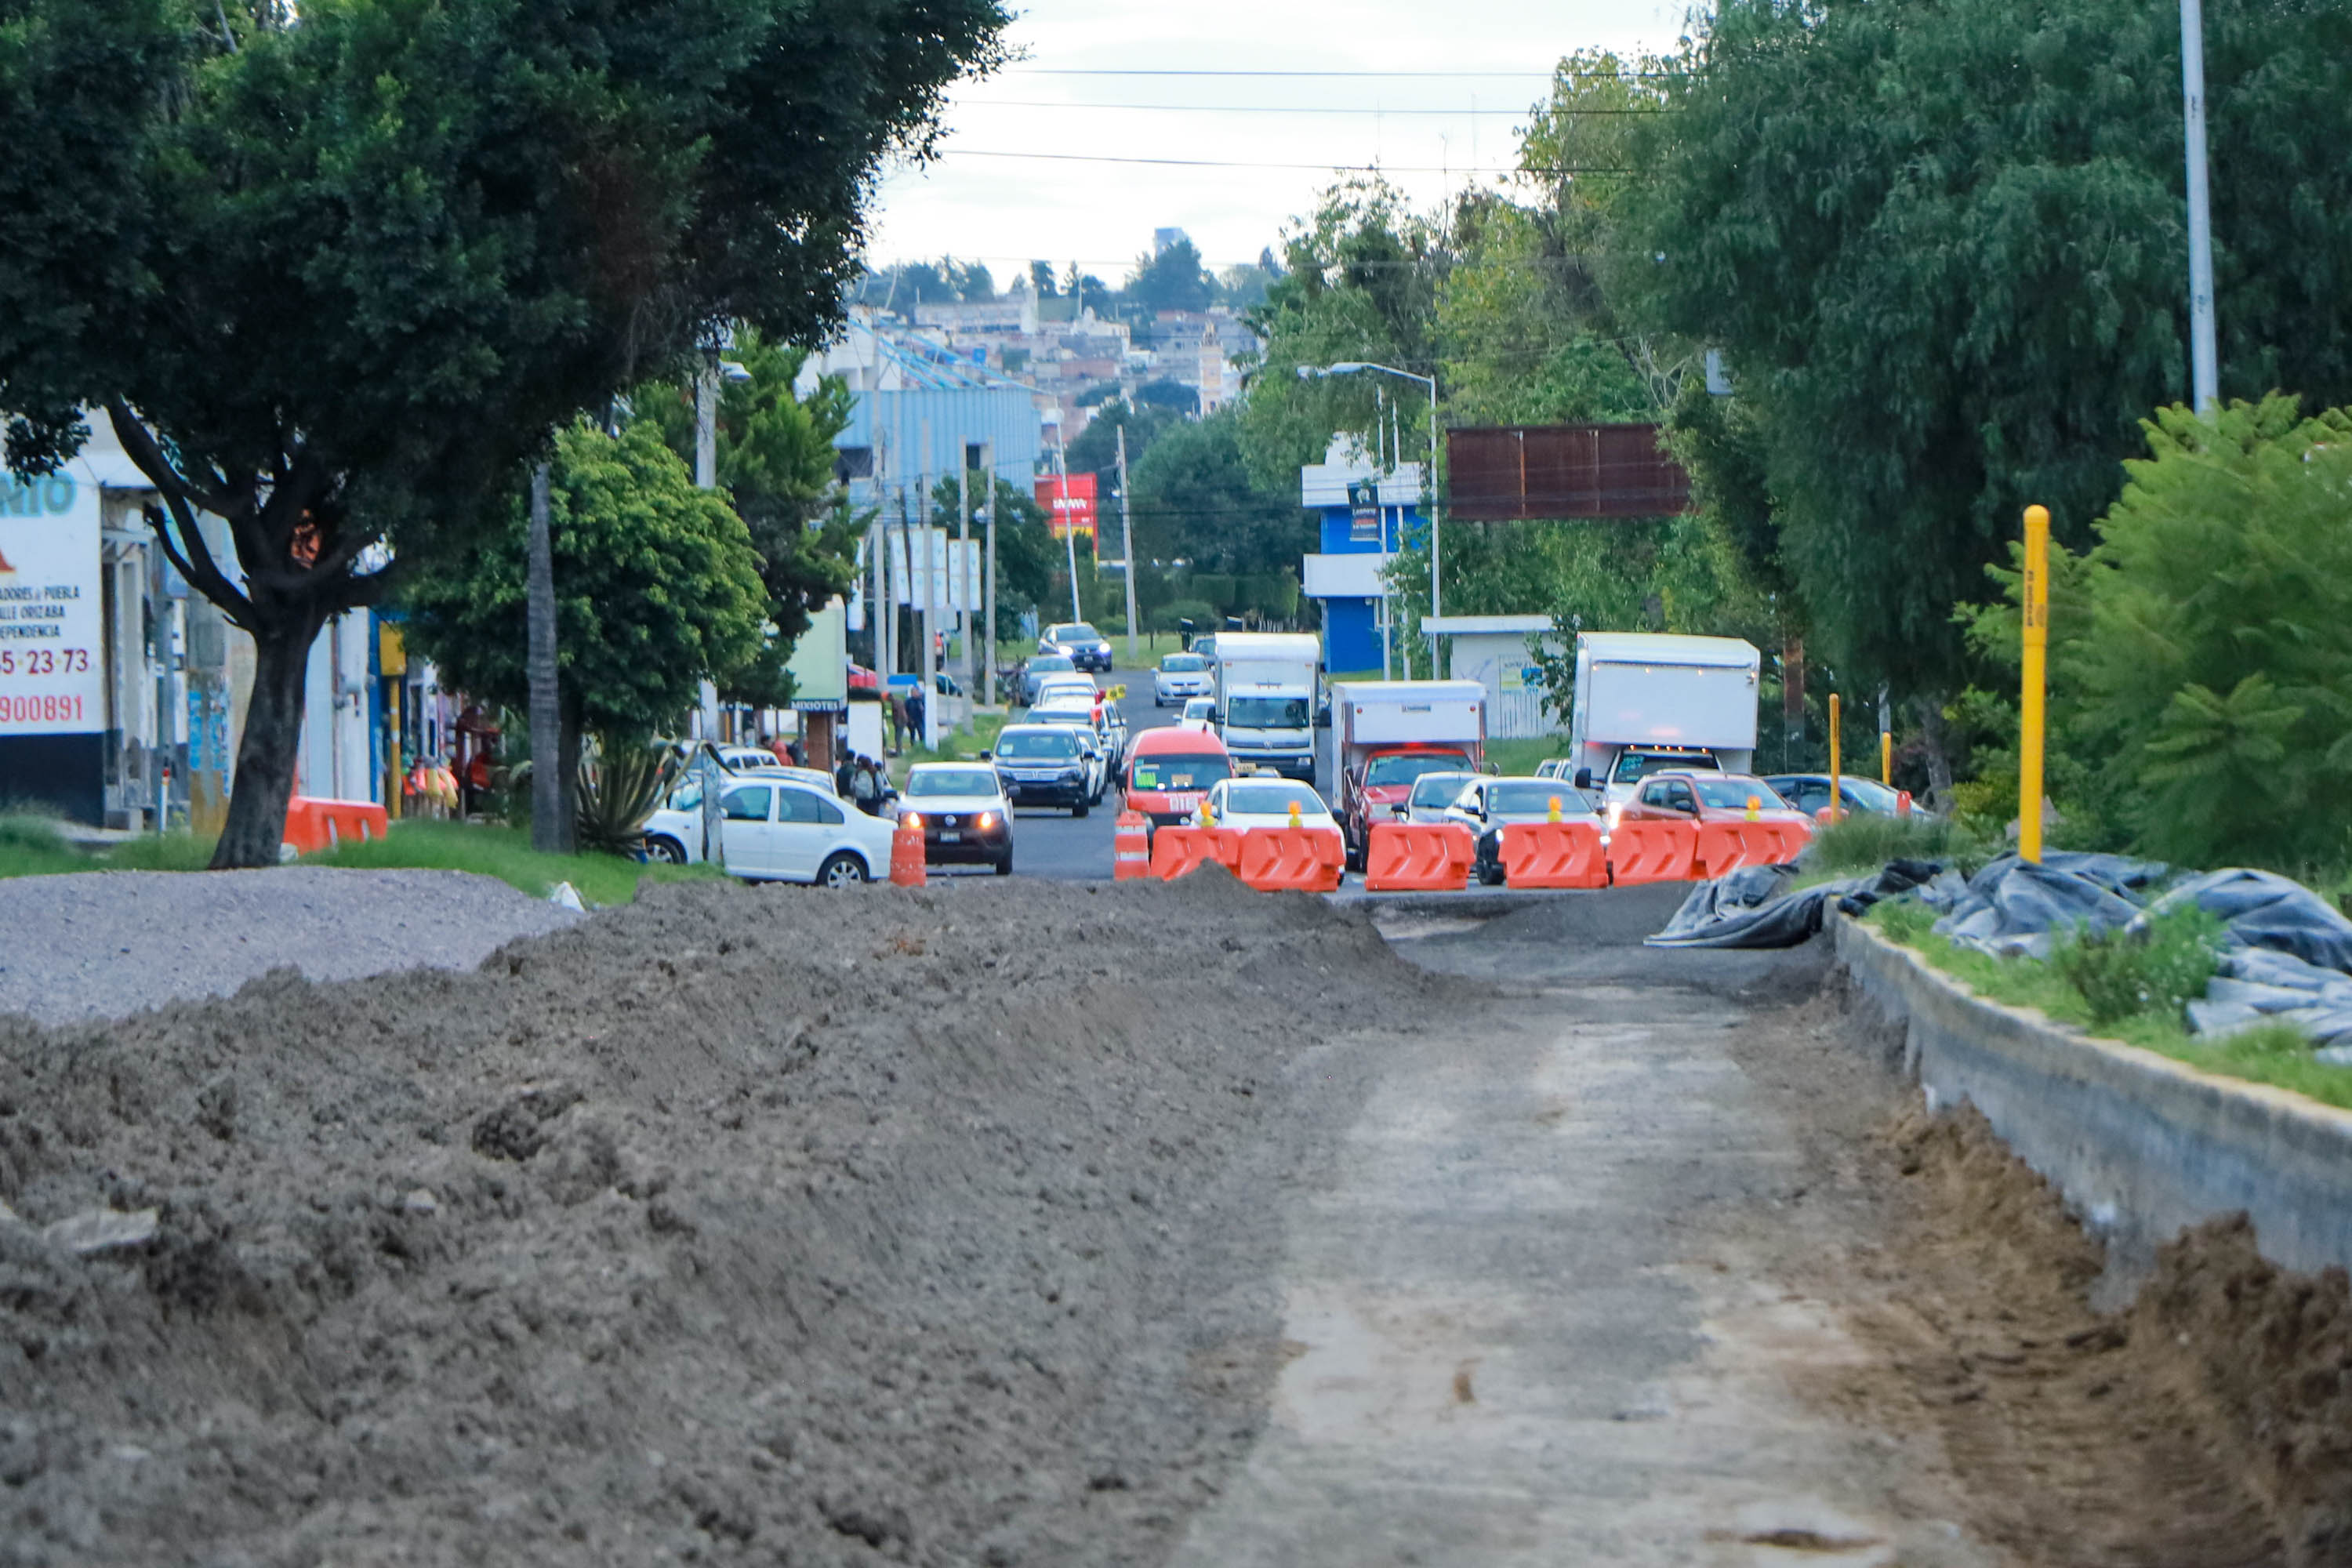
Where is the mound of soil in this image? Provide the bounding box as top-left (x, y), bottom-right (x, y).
top-left (0, 873), bottom-right (1446, 1566)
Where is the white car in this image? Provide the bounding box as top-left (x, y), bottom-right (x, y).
top-left (1152, 652), bottom-right (1213, 707)
top-left (643, 775), bottom-right (896, 886)
top-left (1398, 771), bottom-right (1480, 826)
top-left (1033, 673), bottom-right (1098, 709)
top-left (1193, 777), bottom-right (1345, 847)
top-left (1176, 696), bottom-right (1217, 731)
top-left (895, 762), bottom-right (1015, 874)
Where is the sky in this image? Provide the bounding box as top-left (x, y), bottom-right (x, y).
top-left (864, 0), bottom-right (1688, 285)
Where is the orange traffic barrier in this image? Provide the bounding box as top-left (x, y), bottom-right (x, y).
top-left (282, 795), bottom-right (390, 855)
top-left (1695, 820), bottom-right (1761, 879)
top-left (1606, 818), bottom-right (1700, 885)
top-left (1112, 811), bottom-right (1150, 880)
top-left (1363, 821), bottom-right (1475, 892)
top-left (1759, 818), bottom-right (1813, 863)
top-left (1149, 825), bottom-right (1246, 881)
top-left (1237, 827), bottom-right (1345, 893)
top-left (889, 818), bottom-right (926, 887)
top-left (1501, 819), bottom-right (1608, 889)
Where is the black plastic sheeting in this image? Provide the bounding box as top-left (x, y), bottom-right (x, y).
top-left (2150, 870), bottom-right (2352, 1054)
top-left (1919, 851), bottom-right (2169, 959)
top-left (1645, 860), bottom-right (1941, 949)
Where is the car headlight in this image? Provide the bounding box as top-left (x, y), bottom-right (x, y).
top-left (902, 811), bottom-right (924, 829)
top-left (975, 811), bottom-right (996, 829)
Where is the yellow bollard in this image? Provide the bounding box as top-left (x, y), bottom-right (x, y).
top-left (2020, 504), bottom-right (2049, 864)
top-left (1827, 693), bottom-right (1842, 824)
top-left (1881, 730), bottom-right (1893, 786)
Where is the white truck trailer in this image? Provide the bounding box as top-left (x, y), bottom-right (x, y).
top-left (1209, 631), bottom-right (1322, 782)
top-left (1325, 679), bottom-right (1488, 869)
top-left (1566, 632), bottom-right (1762, 807)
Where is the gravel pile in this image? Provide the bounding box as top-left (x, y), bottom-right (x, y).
top-left (0, 871), bottom-right (1450, 1566)
top-left (0, 868), bottom-right (583, 1026)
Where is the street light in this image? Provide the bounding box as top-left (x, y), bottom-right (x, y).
top-left (1299, 362), bottom-right (1442, 674)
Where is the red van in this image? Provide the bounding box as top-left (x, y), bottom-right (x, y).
top-left (1120, 726), bottom-right (1235, 834)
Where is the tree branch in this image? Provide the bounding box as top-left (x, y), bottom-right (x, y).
top-left (104, 401), bottom-right (238, 517)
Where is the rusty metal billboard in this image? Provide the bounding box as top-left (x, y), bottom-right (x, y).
top-left (1445, 424), bottom-right (1692, 521)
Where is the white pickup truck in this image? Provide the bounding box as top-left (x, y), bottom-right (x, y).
top-left (1566, 632), bottom-right (1761, 809)
top-left (1209, 631), bottom-right (1321, 782)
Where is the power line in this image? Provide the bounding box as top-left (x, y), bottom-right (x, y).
top-left (942, 149), bottom-right (1635, 175)
top-left (1007, 67), bottom-right (1687, 80)
top-left (962, 100), bottom-right (1671, 117)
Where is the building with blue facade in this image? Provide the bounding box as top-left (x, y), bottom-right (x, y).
top-left (1299, 437), bottom-right (1425, 677)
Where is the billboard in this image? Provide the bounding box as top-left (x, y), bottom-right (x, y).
top-left (1446, 424), bottom-right (1692, 521)
top-left (1035, 472), bottom-right (1097, 540)
top-left (0, 473), bottom-right (103, 735)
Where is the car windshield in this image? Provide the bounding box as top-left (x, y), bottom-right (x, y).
top-left (996, 731), bottom-right (1077, 760)
top-left (1053, 624), bottom-right (1101, 641)
top-left (1129, 753), bottom-right (1231, 791)
top-left (1612, 751), bottom-right (1719, 785)
top-left (907, 768), bottom-right (999, 797)
top-left (1184, 699), bottom-right (1215, 716)
top-left (1229, 695), bottom-right (1311, 729)
top-left (1693, 778), bottom-right (1788, 810)
top-left (1841, 776), bottom-right (1904, 811)
top-left (1161, 654), bottom-right (1206, 672)
top-left (1408, 773), bottom-right (1476, 808)
top-left (1030, 655), bottom-right (1074, 672)
top-left (1028, 707), bottom-right (1094, 727)
top-left (1364, 752), bottom-right (1473, 788)
top-left (1225, 782), bottom-right (1326, 817)
top-left (1489, 782), bottom-right (1593, 815)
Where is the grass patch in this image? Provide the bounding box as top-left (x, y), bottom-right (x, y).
top-left (1807, 811), bottom-right (1998, 877)
top-left (1864, 899), bottom-right (2352, 1111)
top-left (892, 710), bottom-right (1012, 782)
top-left (0, 813), bottom-right (91, 878)
top-left (1483, 736), bottom-right (1570, 777)
top-left (307, 819), bottom-right (723, 905)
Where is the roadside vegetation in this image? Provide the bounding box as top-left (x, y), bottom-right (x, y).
top-left (1867, 898), bottom-right (2352, 1111)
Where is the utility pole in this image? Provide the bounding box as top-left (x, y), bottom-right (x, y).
top-left (982, 440), bottom-right (998, 708)
top-left (2181, 0), bottom-right (2220, 411)
top-left (1116, 423), bottom-right (1139, 666)
top-left (526, 462), bottom-right (565, 852)
top-left (956, 444), bottom-right (973, 724)
top-left (693, 365), bottom-right (724, 868)
top-left (919, 417), bottom-right (937, 751)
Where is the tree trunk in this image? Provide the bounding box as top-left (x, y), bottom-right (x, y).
top-left (1913, 694), bottom-right (1955, 803)
top-left (1781, 632), bottom-right (1806, 771)
top-left (527, 463), bottom-right (567, 852)
top-left (209, 613), bottom-right (325, 868)
top-left (557, 695), bottom-right (583, 853)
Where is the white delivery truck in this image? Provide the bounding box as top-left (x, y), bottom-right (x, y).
top-left (1326, 679), bottom-right (1488, 869)
top-left (1210, 631), bottom-right (1322, 782)
top-left (1566, 632), bottom-right (1762, 808)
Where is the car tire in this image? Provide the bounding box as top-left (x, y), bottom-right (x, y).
top-left (1073, 799), bottom-right (1090, 819)
top-left (646, 835), bottom-right (688, 866)
top-left (818, 851), bottom-right (868, 888)
top-left (994, 851), bottom-right (1014, 877)
top-left (1479, 859), bottom-right (1506, 887)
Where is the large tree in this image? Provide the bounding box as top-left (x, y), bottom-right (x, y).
top-left (0, 0), bottom-right (1004, 864)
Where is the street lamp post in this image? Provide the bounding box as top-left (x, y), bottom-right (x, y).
top-left (1300, 361), bottom-right (1441, 675)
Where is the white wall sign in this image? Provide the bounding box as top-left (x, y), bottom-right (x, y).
top-left (888, 528), bottom-right (982, 612)
top-left (0, 474), bottom-right (103, 735)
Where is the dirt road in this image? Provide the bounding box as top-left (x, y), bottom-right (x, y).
top-left (0, 876), bottom-right (2341, 1564)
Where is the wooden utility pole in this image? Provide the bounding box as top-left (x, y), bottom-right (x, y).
top-left (956, 445), bottom-right (974, 722)
top-left (982, 440), bottom-right (998, 707)
top-left (1116, 423), bottom-right (1139, 666)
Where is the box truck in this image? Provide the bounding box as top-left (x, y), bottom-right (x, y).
top-left (1209, 631), bottom-right (1322, 782)
top-left (1326, 679), bottom-right (1487, 870)
top-left (1566, 633), bottom-right (1761, 808)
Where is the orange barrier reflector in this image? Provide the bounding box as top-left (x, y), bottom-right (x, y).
top-left (1149, 825), bottom-right (1246, 881)
top-left (1237, 826), bottom-right (1345, 893)
top-left (282, 796), bottom-right (390, 856)
top-left (1363, 821), bottom-right (1474, 892)
top-left (889, 822), bottom-right (926, 887)
top-left (1606, 818), bottom-right (1700, 885)
top-left (1112, 811), bottom-right (1151, 881)
top-left (1762, 818), bottom-right (1813, 864)
top-left (1501, 819), bottom-right (1608, 889)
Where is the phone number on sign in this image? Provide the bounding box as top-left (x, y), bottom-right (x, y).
top-left (0, 694), bottom-right (85, 724)
top-left (0, 648), bottom-right (90, 677)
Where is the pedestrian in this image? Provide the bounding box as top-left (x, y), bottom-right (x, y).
top-left (786, 735), bottom-right (805, 768)
top-left (765, 731), bottom-right (792, 768)
top-left (906, 687), bottom-right (927, 748)
top-left (850, 755), bottom-right (881, 814)
top-left (836, 749), bottom-right (857, 797)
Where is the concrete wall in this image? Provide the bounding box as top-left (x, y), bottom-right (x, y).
top-left (1837, 916), bottom-right (2352, 1278)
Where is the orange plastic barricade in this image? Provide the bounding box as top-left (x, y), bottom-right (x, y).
top-left (1759, 818), bottom-right (1813, 864)
top-left (1149, 826), bottom-right (1246, 881)
top-left (1501, 820), bottom-right (1608, 889)
top-left (1112, 811), bottom-right (1151, 880)
top-left (281, 795), bottom-right (390, 855)
top-left (1236, 828), bottom-right (1345, 893)
top-left (1694, 820), bottom-right (1759, 880)
top-left (1606, 818), bottom-right (1700, 885)
top-left (889, 820), bottom-right (926, 887)
top-left (1363, 821), bottom-right (1474, 892)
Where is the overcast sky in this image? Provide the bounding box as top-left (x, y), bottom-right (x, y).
top-left (865, 0), bottom-right (1688, 284)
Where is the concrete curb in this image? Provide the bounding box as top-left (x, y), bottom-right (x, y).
top-left (1324, 887), bottom-right (1600, 917)
top-left (1835, 914), bottom-right (2352, 1277)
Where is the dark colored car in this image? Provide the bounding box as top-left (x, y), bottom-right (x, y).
top-left (898, 764), bottom-right (1014, 874)
top-left (988, 725), bottom-right (1094, 816)
top-left (1019, 653), bottom-right (1076, 706)
top-left (1040, 622), bottom-right (1114, 673)
top-left (1761, 773), bottom-right (1929, 820)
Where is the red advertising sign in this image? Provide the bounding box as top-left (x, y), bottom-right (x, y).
top-left (1036, 472), bottom-right (1098, 540)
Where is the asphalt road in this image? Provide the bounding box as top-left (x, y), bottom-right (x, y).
top-left (999, 659), bottom-right (1192, 883)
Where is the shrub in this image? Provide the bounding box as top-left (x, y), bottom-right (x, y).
top-left (2051, 904), bottom-right (2223, 1027)
top-left (1807, 811), bottom-right (1995, 876)
top-left (1152, 598), bottom-right (1216, 634)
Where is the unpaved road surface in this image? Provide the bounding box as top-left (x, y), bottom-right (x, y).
top-left (2, 876), bottom-right (2343, 1565)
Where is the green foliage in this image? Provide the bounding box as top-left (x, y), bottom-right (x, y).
top-left (1618, 0), bottom-right (2352, 704)
top-left (575, 740), bottom-right (680, 857)
top-left (1806, 813), bottom-right (1997, 877)
top-left (401, 419), bottom-right (769, 739)
top-left (1124, 235), bottom-right (1213, 315)
top-left (1127, 408), bottom-right (1308, 579)
top-left (309, 821), bottom-right (722, 904)
top-left (1152, 598), bottom-right (1217, 635)
top-left (2052, 906), bottom-right (2223, 1028)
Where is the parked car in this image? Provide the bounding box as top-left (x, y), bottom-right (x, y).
top-left (1618, 771), bottom-right (1807, 827)
top-left (1176, 695), bottom-right (1217, 731)
top-left (643, 776), bottom-right (895, 887)
top-left (1398, 771), bottom-right (1481, 826)
top-left (1761, 772), bottom-right (1927, 821)
top-left (896, 762), bottom-right (1014, 875)
top-left (1192, 777), bottom-right (1345, 851)
top-left (988, 724), bottom-right (1095, 816)
top-left (1443, 776), bottom-right (1606, 886)
top-left (1040, 622), bottom-right (1114, 673)
top-left (1152, 652), bottom-right (1213, 707)
top-left (1019, 654), bottom-right (1078, 706)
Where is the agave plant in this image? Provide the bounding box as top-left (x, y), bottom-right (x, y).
top-left (576, 736), bottom-right (677, 857)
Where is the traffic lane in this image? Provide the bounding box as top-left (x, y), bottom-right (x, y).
top-left (1000, 664), bottom-right (1169, 881)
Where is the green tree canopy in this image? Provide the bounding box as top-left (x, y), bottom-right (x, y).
top-left (1129, 408), bottom-right (1307, 576)
top-left (1125, 236), bottom-right (1214, 315)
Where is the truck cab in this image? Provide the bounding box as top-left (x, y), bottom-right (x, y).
top-left (1208, 631), bottom-right (1322, 782)
top-left (1326, 680), bottom-right (1488, 871)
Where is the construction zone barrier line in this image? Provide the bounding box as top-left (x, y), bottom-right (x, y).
top-left (1112, 811), bottom-right (1150, 881)
top-left (1501, 819), bottom-right (1608, 890)
top-left (282, 796), bottom-right (389, 857)
top-left (1148, 826), bottom-right (1246, 881)
top-left (1695, 819), bottom-right (1809, 878)
top-left (1606, 818), bottom-right (1699, 885)
top-left (1363, 821), bottom-right (1475, 892)
top-left (1237, 827), bottom-right (1345, 894)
